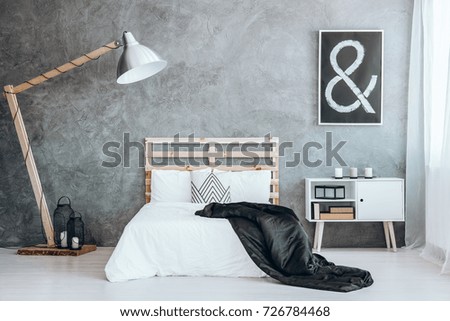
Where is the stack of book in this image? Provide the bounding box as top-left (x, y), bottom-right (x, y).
top-left (313, 203), bottom-right (354, 220)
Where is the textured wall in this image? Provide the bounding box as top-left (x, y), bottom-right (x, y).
top-left (0, 0), bottom-right (412, 247)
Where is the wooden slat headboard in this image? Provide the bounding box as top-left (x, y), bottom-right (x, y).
top-left (144, 136), bottom-right (279, 204)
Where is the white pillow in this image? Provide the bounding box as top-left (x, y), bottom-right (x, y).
top-left (150, 170), bottom-right (191, 202)
top-left (190, 169), bottom-right (231, 204)
top-left (214, 170), bottom-right (272, 203)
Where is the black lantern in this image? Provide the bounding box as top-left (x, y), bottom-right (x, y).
top-left (53, 196), bottom-right (74, 248)
top-left (67, 211), bottom-right (85, 250)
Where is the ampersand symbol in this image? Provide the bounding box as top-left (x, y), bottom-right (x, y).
top-left (325, 40), bottom-right (378, 114)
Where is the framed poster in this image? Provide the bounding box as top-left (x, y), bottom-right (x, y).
top-left (318, 30), bottom-right (383, 125)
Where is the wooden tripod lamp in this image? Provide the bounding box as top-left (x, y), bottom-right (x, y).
top-left (3, 31), bottom-right (166, 254)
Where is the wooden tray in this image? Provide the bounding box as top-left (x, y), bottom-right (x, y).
top-left (17, 244), bottom-right (97, 256)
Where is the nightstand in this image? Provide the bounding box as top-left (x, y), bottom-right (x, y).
top-left (305, 177), bottom-right (404, 252)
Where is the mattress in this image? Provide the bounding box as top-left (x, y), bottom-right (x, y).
top-left (105, 202), bottom-right (266, 282)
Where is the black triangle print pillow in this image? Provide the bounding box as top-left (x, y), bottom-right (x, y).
top-left (191, 171), bottom-right (231, 204)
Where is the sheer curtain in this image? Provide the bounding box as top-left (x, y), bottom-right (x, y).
top-left (406, 0), bottom-right (450, 273)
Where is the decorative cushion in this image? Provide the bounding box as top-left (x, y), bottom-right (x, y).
top-left (151, 170), bottom-right (191, 202)
top-left (191, 171), bottom-right (231, 204)
top-left (232, 170), bottom-right (272, 203)
top-left (214, 170), bottom-right (272, 203)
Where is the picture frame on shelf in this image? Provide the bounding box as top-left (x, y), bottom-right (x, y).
top-left (314, 185), bottom-right (345, 199)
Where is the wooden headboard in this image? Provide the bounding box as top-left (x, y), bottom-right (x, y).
top-left (144, 136), bottom-right (279, 204)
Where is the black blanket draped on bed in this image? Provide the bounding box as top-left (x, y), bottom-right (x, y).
top-left (195, 202), bottom-right (373, 292)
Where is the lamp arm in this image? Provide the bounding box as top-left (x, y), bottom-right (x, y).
top-left (3, 39), bottom-right (121, 248)
top-left (4, 87), bottom-right (56, 246)
top-left (6, 40), bottom-right (121, 95)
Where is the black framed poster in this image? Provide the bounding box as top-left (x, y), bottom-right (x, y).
top-left (318, 30), bottom-right (383, 125)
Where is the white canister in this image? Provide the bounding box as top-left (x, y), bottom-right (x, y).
top-left (334, 168), bottom-right (343, 179)
top-left (365, 167), bottom-right (373, 178)
top-left (350, 167), bottom-right (358, 179)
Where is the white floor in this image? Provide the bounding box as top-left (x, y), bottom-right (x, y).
top-left (1, 247), bottom-right (449, 301)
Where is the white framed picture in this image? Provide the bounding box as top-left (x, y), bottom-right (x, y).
top-left (318, 30), bottom-right (384, 125)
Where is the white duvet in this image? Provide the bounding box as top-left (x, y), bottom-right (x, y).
top-left (105, 202), bottom-right (266, 282)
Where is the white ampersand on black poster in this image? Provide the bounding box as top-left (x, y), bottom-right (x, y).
top-left (318, 31), bottom-right (383, 125)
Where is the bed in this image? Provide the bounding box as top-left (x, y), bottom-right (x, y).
top-left (105, 136), bottom-right (373, 292)
top-left (105, 136), bottom-right (280, 282)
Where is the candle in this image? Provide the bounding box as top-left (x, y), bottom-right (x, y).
top-left (365, 167), bottom-right (373, 178)
top-left (71, 237), bottom-right (80, 250)
top-left (334, 168), bottom-right (343, 179)
top-left (60, 231), bottom-right (68, 248)
top-left (350, 167), bottom-right (358, 179)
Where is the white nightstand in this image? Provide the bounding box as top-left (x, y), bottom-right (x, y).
top-left (305, 177), bottom-right (404, 252)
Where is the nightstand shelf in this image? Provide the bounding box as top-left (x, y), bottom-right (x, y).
top-left (305, 177), bottom-right (404, 252)
top-left (310, 198), bottom-right (356, 202)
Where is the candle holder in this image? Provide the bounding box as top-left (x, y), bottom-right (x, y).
top-left (334, 168), bottom-right (343, 179)
top-left (53, 196), bottom-right (74, 248)
top-left (67, 211), bottom-right (85, 250)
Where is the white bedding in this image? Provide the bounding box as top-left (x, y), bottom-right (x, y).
top-left (105, 202), bottom-right (266, 282)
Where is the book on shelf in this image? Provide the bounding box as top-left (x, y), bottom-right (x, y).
top-left (319, 213), bottom-right (354, 220)
top-left (329, 206), bottom-right (354, 214)
top-left (313, 203), bottom-right (320, 220)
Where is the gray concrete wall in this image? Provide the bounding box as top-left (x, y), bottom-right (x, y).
top-left (0, 0), bottom-right (412, 247)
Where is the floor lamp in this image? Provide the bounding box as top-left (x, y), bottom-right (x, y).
top-left (3, 31), bottom-right (167, 255)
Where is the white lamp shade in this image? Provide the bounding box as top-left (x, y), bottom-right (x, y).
top-left (116, 31), bottom-right (167, 84)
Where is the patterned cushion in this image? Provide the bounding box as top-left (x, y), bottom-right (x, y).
top-left (191, 172), bottom-right (231, 204)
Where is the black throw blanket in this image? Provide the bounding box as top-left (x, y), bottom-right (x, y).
top-left (195, 202), bottom-right (373, 292)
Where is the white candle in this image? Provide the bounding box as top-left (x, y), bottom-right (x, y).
top-left (350, 167), bottom-right (358, 178)
top-left (334, 168), bottom-right (343, 178)
top-left (365, 167), bottom-right (373, 178)
top-left (60, 231), bottom-right (68, 248)
top-left (71, 237), bottom-right (80, 250)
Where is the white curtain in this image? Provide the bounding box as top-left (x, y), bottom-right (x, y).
top-left (406, 0), bottom-right (450, 274)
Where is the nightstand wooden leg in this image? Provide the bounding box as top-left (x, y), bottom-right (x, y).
top-left (387, 221), bottom-right (397, 252)
top-left (383, 222), bottom-right (391, 249)
top-left (314, 222), bottom-right (325, 252)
